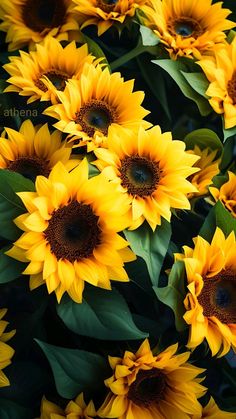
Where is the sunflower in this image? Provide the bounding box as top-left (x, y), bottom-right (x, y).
top-left (0, 119), bottom-right (78, 182)
top-left (72, 0), bottom-right (148, 36)
top-left (97, 339), bottom-right (206, 419)
top-left (3, 37), bottom-right (102, 105)
top-left (43, 63), bottom-right (150, 151)
top-left (141, 0), bottom-right (235, 60)
top-left (0, 309), bottom-right (15, 387)
top-left (0, 0), bottom-right (80, 51)
top-left (39, 393), bottom-right (98, 419)
top-left (191, 396), bottom-right (236, 419)
top-left (93, 125), bottom-right (199, 230)
top-left (175, 228), bottom-right (236, 357)
top-left (187, 146), bottom-right (220, 199)
top-left (210, 171), bottom-right (236, 217)
top-left (6, 159), bottom-right (135, 303)
top-left (198, 37), bottom-right (236, 129)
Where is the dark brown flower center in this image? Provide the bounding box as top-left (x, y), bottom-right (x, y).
top-left (168, 17), bottom-right (204, 38)
top-left (97, 0), bottom-right (118, 13)
top-left (21, 0), bottom-right (66, 33)
top-left (35, 70), bottom-right (69, 92)
top-left (44, 201), bottom-right (101, 262)
top-left (120, 155), bottom-right (161, 196)
top-left (198, 269), bottom-right (236, 323)
top-left (227, 72), bottom-right (236, 104)
top-left (7, 156), bottom-right (50, 181)
top-left (75, 100), bottom-right (117, 137)
top-left (128, 369), bottom-right (166, 407)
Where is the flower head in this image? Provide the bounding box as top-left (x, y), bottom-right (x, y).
top-left (141, 0), bottom-right (235, 59)
top-left (44, 63), bottom-right (150, 151)
top-left (191, 396), bottom-right (236, 419)
top-left (187, 146), bottom-right (220, 199)
top-left (0, 0), bottom-right (80, 51)
top-left (0, 120), bottom-right (77, 182)
top-left (39, 393), bottom-right (98, 419)
top-left (175, 228), bottom-right (236, 357)
top-left (98, 339), bottom-right (206, 419)
top-left (198, 37), bottom-right (236, 129)
top-left (94, 125), bottom-right (199, 230)
top-left (3, 37), bottom-right (102, 104)
top-left (210, 171), bottom-right (236, 217)
top-left (0, 309), bottom-right (15, 387)
top-left (72, 0), bottom-right (148, 36)
top-left (6, 159), bottom-right (135, 303)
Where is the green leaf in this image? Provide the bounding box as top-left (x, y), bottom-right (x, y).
top-left (152, 59), bottom-right (212, 116)
top-left (184, 128), bottom-right (223, 157)
top-left (0, 170), bottom-right (34, 240)
top-left (215, 200), bottom-right (236, 237)
top-left (0, 399), bottom-right (31, 419)
top-left (35, 340), bottom-right (110, 398)
top-left (124, 220), bottom-right (171, 286)
top-left (0, 246), bottom-right (25, 284)
top-left (57, 287), bottom-right (148, 340)
top-left (198, 204), bottom-right (217, 243)
top-left (153, 260), bottom-right (187, 331)
top-left (181, 71), bottom-right (209, 98)
top-left (223, 122), bottom-right (236, 141)
top-left (139, 25), bottom-right (160, 46)
top-left (137, 55), bottom-right (171, 120)
top-left (82, 35), bottom-right (109, 67)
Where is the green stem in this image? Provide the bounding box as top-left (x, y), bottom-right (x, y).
top-left (110, 44), bottom-right (146, 71)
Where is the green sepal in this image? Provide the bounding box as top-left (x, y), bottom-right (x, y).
top-left (0, 170), bottom-right (34, 240)
top-left (57, 286), bottom-right (148, 341)
top-left (35, 340), bottom-right (110, 399)
top-left (124, 219), bottom-right (172, 286)
top-left (153, 260), bottom-right (187, 332)
top-left (184, 128), bottom-right (223, 158)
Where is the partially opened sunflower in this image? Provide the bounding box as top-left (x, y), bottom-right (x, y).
top-left (175, 228), bottom-right (236, 357)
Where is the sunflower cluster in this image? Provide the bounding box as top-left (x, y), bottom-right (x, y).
top-left (0, 0), bottom-right (236, 418)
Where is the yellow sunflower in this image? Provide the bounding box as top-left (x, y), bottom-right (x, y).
top-left (43, 63), bottom-right (150, 151)
top-left (141, 0), bottom-right (235, 60)
top-left (6, 159), bottom-right (135, 303)
top-left (175, 227), bottom-right (236, 357)
top-left (191, 396), bottom-right (236, 419)
top-left (3, 37), bottom-right (102, 105)
top-left (39, 393), bottom-right (98, 419)
top-left (0, 308), bottom-right (15, 387)
top-left (198, 37), bottom-right (236, 129)
top-left (210, 171), bottom-right (236, 217)
top-left (97, 339), bottom-right (206, 419)
top-left (72, 0), bottom-right (148, 36)
top-left (0, 0), bottom-right (80, 51)
top-left (187, 146), bottom-right (220, 199)
top-left (93, 125), bottom-right (199, 230)
top-left (0, 119), bottom-right (78, 181)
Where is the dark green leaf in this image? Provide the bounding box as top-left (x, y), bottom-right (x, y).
top-left (152, 59), bottom-right (212, 116)
top-left (0, 399), bottom-right (31, 419)
top-left (181, 71), bottom-right (209, 98)
top-left (0, 170), bottom-right (34, 240)
top-left (153, 260), bottom-right (187, 331)
top-left (57, 287), bottom-right (148, 340)
top-left (0, 246), bottom-right (25, 284)
top-left (124, 219), bottom-right (171, 286)
top-left (82, 35), bottom-right (109, 68)
top-left (215, 200), bottom-right (236, 237)
top-left (35, 340), bottom-right (110, 398)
